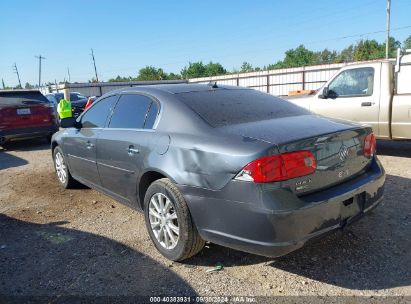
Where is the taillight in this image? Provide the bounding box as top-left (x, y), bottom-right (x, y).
top-left (235, 150), bottom-right (316, 183)
top-left (363, 132), bottom-right (376, 158)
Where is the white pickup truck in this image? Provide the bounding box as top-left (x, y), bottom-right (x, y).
top-left (288, 49), bottom-right (411, 140)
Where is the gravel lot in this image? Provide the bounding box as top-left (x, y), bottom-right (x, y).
top-left (0, 138), bottom-right (410, 300)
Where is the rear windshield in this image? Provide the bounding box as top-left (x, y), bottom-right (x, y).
top-left (0, 91), bottom-right (49, 107)
top-left (177, 89), bottom-right (309, 127)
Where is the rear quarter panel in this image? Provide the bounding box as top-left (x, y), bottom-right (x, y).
top-left (143, 131), bottom-right (272, 190)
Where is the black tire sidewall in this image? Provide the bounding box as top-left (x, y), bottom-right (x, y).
top-left (144, 180), bottom-right (190, 261)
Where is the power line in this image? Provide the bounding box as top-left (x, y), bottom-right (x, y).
top-left (90, 0), bottom-right (389, 63)
top-left (35, 55), bottom-right (46, 87)
top-left (90, 48), bottom-right (99, 82)
top-left (45, 23), bottom-right (411, 82)
top-left (12, 63), bottom-right (22, 88)
top-left (88, 24), bottom-right (411, 79)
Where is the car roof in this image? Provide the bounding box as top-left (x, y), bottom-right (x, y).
top-left (108, 83), bottom-right (249, 96)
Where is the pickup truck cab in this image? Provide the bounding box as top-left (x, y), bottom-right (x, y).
top-left (288, 49), bottom-right (411, 140)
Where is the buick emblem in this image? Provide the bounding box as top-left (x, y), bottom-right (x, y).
top-left (338, 145), bottom-right (350, 162)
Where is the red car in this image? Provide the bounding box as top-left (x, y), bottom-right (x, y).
top-left (0, 90), bottom-right (58, 144)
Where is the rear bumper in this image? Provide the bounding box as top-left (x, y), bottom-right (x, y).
top-left (179, 157), bottom-right (385, 258)
top-left (0, 125), bottom-right (58, 142)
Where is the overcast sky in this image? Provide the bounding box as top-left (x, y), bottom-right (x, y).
top-left (1, 0), bottom-right (410, 86)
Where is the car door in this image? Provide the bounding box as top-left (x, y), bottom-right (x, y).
top-left (310, 65), bottom-right (380, 134)
top-left (96, 94), bottom-right (159, 204)
top-left (63, 95), bottom-right (118, 187)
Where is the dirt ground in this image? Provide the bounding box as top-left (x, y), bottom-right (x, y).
top-left (0, 138), bottom-right (410, 300)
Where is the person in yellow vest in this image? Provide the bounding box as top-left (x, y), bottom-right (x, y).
top-left (57, 97), bottom-right (73, 119)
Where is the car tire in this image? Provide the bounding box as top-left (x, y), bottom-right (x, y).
top-left (53, 146), bottom-right (77, 189)
top-left (144, 178), bottom-right (205, 261)
top-left (46, 134), bottom-right (52, 144)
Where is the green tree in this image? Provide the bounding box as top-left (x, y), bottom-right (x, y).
top-left (166, 73), bottom-right (182, 80)
top-left (181, 62), bottom-right (207, 78)
top-left (24, 82), bottom-right (34, 89)
top-left (382, 37), bottom-right (401, 58)
top-left (404, 35), bottom-right (411, 49)
top-left (108, 75), bottom-right (134, 82)
top-left (353, 37), bottom-right (399, 60)
top-left (335, 45), bottom-right (354, 63)
top-left (353, 39), bottom-right (383, 60)
top-left (240, 62), bottom-right (254, 73)
top-left (314, 48), bottom-right (338, 64)
top-left (205, 62), bottom-right (227, 76)
top-left (283, 45), bottom-right (316, 67)
top-left (137, 66), bottom-right (167, 81)
top-left (181, 61), bottom-right (227, 78)
top-left (267, 45), bottom-right (316, 69)
top-left (266, 61), bottom-right (284, 70)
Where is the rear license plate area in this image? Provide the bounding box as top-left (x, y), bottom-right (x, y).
top-left (341, 194), bottom-right (364, 220)
top-left (17, 108), bottom-right (31, 115)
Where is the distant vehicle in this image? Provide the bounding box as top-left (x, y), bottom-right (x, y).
top-left (287, 48), bottom-right (411, 140)
top-left (45, 92), bottom-right (88, 104)
top-left (0, 90), bottom-right (58, 144)
top-left (84, 96), bottom-right (98, 110)
top-left (51, 84), bottom-right (385, 261)
top-left (45, 92), bottom-right (89, 118)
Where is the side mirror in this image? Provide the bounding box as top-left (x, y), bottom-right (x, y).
top-left (60, 117), bottom-right (80, 129)
top-left (319, 87), bottom-right (329, 99)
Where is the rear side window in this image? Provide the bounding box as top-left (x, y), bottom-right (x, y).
top-left (177, 89), bottom-right (309, 127)
top-left (109, 94), bottom-right (152, 129)
top-left (144, 102), bottom-right (159, 129)
top-left (81, 95), bottom-right (117, 128)
top-left (0, 91), bottom-right (49, 107)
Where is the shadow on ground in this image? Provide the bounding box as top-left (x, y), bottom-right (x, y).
top-left (377, 140), bottom-right (411, 158)
top-left (0, 138), bottom-right (50, 170)
top-left (0, 137), bottom-right (50, 152)
top-left (187, 174), bottom-right (411, 291)
top-left (0, 214), bottom-right (196, 297)
top-left (0, 153), bottom-right (28, 170)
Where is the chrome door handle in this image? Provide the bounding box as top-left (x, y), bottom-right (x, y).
top-left (361, 102), bottom-right (373, 107)
top-left (127, 146), bottom-right (139, 155)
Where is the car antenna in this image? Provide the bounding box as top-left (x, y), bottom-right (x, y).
top-left (208, 81), bottom-right (218, 89)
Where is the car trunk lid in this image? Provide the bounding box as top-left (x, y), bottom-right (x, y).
top-left (219, 114), bottom-right (372, 194)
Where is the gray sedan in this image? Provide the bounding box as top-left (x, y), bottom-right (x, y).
top-left (51, 84), bottom-right (385, 261)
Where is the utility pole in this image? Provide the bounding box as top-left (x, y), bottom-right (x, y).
top-left (385, 0), bottom-right (391, 59)
top-left (13, 63), bottom-right (22, 88)
top-left (35, 55), bottom-right (46, 87)
top-left (2, 78), bottom-right (5, 89)
top-left (91, 48), bottom-right (99, 82)
top-left (67, 67), bottom-right (71, 83)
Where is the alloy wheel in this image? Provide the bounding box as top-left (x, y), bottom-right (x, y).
top-left (148, 193), bottom-right (180, 250)
top-left (55, 151), bottom-right (67, 184)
